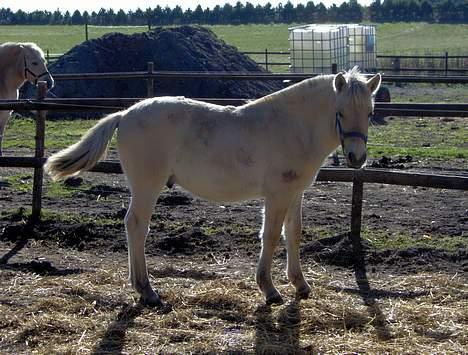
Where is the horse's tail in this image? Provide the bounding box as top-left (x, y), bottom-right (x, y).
top-left (45, 111), bottom-right (123, 180)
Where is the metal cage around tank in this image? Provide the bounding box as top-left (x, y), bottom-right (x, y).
top-left (288, 24), bottom-right (377, 74)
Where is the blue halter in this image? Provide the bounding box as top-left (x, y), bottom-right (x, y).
top-left (24, 56), bottom-right (51, 86)
top-left (335, 112), bottom-right (368, 150)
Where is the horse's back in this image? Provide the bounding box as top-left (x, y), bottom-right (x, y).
top-left (116, 97), bottom-right (269, 201)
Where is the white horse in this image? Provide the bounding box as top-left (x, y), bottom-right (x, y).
top-left (45, 68), bottom-right (381, 306)
top-left (0, 42), bottom-right (54, 156)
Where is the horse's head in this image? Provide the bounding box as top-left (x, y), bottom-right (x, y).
top-left (333, 68), bottom-right (381, 169)
top-left (19, 43), bottom-right (54, 90)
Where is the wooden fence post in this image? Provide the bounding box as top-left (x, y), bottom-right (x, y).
top-left (265, 48), bottom-right (269, 72)
top-left (31, 82), bottom-right (47, 223)
top-left (350, 170), bottom-right (365, 263)
top-left (147, 62), bottom-right (154, 97)
top-left (445, 52), bottom-right (449, 76)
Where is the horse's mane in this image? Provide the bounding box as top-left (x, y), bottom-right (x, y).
top-left (244, 67), bottom-right (371, 111)
top-left (0, 42), bottom-right (45, 63)
top-left (342, 66), bottom-right (372, 108)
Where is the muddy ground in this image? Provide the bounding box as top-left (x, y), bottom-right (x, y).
top-left (0, 155), bottom-right (467, 353)
top-left (1, 153), bottom-right (466, 274)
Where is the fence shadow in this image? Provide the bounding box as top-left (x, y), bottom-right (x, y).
top-left (0, 238), bottom-right (28, 265)
top-left (0, 236), bottom-right (83, 276)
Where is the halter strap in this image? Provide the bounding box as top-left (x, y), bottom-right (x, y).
top-left (335, 112), bottom-right (368, 146)
top-left (24, 56), bottom-right (51, 85)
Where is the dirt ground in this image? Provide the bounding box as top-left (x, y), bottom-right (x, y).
top-left (0, 155), bottom-right (467, 353)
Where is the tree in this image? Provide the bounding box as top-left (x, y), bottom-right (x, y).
top-left (348, 0), bottom-right (363, 22)
top-left (281, 1), bottom-right (297, 23)
top-left (172, 6), bottom-right (183, 24)
top-left (369, 0), bottom-right (383, 22)
top-left (420, 0), bottom-right (434, 22)
top-left (82, 11), bottom-right (89, 24)
top-left (222, 3), bottom-right (233, 24)
top-left (193, 5), bottom-right (204, 24)
top-left (71, 10), bottom-right (83, 25)
top-left (115, 9), bottom-right (127, 25)
top-left (304, 1), bottom-right (316, 23)
top-left (315, 2), bottom-right (328, 22)
top-left (62, 10), bottom-right (71, 25)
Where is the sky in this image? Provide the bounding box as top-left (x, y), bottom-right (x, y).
top-left (1, 0), bottom-right (373, 13)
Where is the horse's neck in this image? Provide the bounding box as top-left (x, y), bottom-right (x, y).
top-left (265, 77), bottom-right (339, 147)
top-left (244, 77), bottom-right (340, 158)
top-left (0, 52), bottom-right (24, 97)
top-left (253, 76), bottom-right (336, 114)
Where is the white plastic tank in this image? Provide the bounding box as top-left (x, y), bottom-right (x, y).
top-left (348, 24), bottom-right (377, 70)
top-left (289, 25), bottom-right (349, 74)
top-left (289, 24), bottom-right (377, 73)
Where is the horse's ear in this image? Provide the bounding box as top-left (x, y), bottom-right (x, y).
top-left (333, 73), bottom-right (347, 93)
top-left (366, 73), bottom-right (382, 95)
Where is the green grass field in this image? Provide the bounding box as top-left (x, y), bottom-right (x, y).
top-left (1, 23), bottom-right (467, 56)
top-left (5, 115), bottom-right (467, 160)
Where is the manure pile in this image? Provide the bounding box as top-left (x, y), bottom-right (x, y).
top-left (35, 26), bottom-right (283, 102)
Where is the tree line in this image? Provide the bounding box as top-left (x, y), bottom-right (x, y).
top-left (0, 0), bottom-right (466, 26)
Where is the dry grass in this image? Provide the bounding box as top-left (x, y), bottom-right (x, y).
top-left (0, 244), bottom-right (466, 354)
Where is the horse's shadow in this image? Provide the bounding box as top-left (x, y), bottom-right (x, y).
top-left (255, 301), bottom-right (309, 354)
top-left (91, 303), bottom-right (144, 355)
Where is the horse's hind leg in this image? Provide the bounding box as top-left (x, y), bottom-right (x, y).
top-left (284, 193), bottom-right (311, 299)
top-left (0, 111), bottom-right (9, 156)
top-left (125, 178), bottom-right (165, 306)
top-left (256, 195), bottom-right (290, 305)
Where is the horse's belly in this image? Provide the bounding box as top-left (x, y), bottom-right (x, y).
top-left (173, 163), bottom-right (263, 202)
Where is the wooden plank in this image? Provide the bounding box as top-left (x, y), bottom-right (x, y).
top-left (0, 99), bottom-right (467, 117)
top-left (2, 158), bottom-right (466, 191)
top-left (31, 82), bottom-right (48, 223)
top-left (350, 171), bottom-right (365, 262)
top-left (45, 71), bottom-right (468, 84)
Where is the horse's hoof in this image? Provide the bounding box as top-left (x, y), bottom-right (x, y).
top-left (139, 293), bottom-right (163, 308)
top-left (296, 285), bottom-right (311, 300)
top-left (266, 292), bottom-right (284, 305)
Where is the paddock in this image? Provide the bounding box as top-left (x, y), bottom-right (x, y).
top-left (0, 71), bottom-right (466, 353)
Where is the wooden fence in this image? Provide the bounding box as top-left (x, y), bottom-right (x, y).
top-left (1, 71), bottom-right (468, 249)
top-left (45, 50), bottom-right (468, 75)
top-left (46, 67), bottom-right (468, 84)
top-left (240, 50), bottom-right (468, 75)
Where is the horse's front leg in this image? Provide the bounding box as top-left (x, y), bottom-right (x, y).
top-left (256, 195), bottom-right (290, 305)
top-left (284, 192), bottom-right (311, 300)
top-left (125, 189), bottom-right (161, 307)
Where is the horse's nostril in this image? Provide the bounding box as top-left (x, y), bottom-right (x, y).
top-left (348, 152), bottom-right (356, 164)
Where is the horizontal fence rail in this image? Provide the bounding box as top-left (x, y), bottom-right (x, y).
top-left (47, 70), bottom-right (468, 84)
top-left (2, 99), bottom-right (468, 117)
top-left (1, 157), bottom-right (466, 191)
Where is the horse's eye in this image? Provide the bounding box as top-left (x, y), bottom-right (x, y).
top-left (32, 61), bottom-right (39, 65)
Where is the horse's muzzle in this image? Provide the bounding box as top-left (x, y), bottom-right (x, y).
top-left (346, 152), bottom-right (367, 169)
top-left (45, 76), bottom-right (55, 90)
